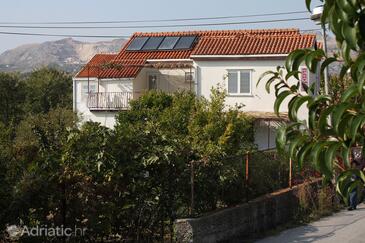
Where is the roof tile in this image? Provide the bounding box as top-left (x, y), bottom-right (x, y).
top-left (76, 29), bottom-right (316, 79)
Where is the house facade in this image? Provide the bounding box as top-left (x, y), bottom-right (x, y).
top-left (73, 29), bottom-right (319, 150)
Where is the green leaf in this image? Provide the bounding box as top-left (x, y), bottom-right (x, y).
top-left (308, 109), bottom-right (317, 130)
top-left (341, 41), bottom-right (352, 64)
top-left (276, 125), bottom-right (287, 151)
top-left (305, 49), bottom-right (325, 73)
top-left (297, 142), bottom-right (313, 168)
top-left (305, 0), bottom-right (311, 12)
top-left (320, 57), bottom-right (337, 75)
top-left (265, 75), bottom-right (278, 93)
top-left (290, 96), bottom-right (312, 121)
top-left (288, 135), bottom-right (308, 159)
top-left (288, 96), bottom-right (298, 120)
top-left (257, 70), bottom-right (276, 87)
top-left (337, 0), bottom-right (357, 16)
top-left (285, 49), bottom-right (306, 73)
top-left (325, 142), bottom-right (341, 174)
top-left (330, 8), bottom-right (344, 41)
top-left (285, 70), bottom-right (301, 81)
top-left (308, 95), bottom-right (331, 110)
top-left (332, 103), bottom-right (353, 133)
top-left (341, 23), bottom-right (358, 50)
top-left (274, 83), bottom-right (287, 97)
top-left (340, 84), bottom-right (359, 102)
top-left (274, 91), bottom-right (292, 116)
top-left (357, 72), bottom-right (365, 93)
top-left (336, 170), bottom-right (354, 201)
top-left (340, 65), bottom-right (350, 80)
top-left (311, 141), bottom-right (332, 177)
top-left (338, 113), bottom-right (354, 139)
top-left (341, 145), bottom-right (351, 168)
top-left (318, 106), bottom-right (334, 133)
top-left (349, 115), bottom-right (365, 142)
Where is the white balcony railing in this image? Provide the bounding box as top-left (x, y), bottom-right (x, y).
top-left (87, 92), bottom-right (132, 111)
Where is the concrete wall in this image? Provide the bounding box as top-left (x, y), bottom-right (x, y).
top-left (133, 67), bottom-right (194, 99)
top-left (73, 59), bottom-right (314, 132)
top-left (73, 78), bottom-right (133, 128)
top-left (174, 180), bottom-right (321, 243)
top-left (194, 59), bottom-right (310, 122)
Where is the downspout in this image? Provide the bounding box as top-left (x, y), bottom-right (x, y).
top-left (87, 66), bottom-right (90, 110)
top-left (189, 66), bottom-right (192, 92)
top-left (87, 66), bottom-right (90, 93)
top-left (267, 120), bottom-right (271, 149)
top-left (72, 78), bottom-right (77, 112)
top-left (193, 62), bottom-right (199, 96)
top-left (97, 65), bottom-right (100, 109)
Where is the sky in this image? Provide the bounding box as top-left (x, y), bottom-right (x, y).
top-left (0, 0), bottom-right (322, 54)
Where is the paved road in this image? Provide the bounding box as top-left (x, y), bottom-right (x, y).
top-left (257, 204), bottom-right (365, 243)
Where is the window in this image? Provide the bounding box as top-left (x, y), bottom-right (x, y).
top-left (82, 84), bottom-right (97, 94)
top-left (148, 74), bottom-right (158, 90)
top-left (227, 70), bottom-right (251, 95)
top-left (185, 72), bottom-right (194, 82)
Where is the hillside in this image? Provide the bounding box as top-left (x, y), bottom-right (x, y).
top-left (0, 38), bottom-right (126, 73)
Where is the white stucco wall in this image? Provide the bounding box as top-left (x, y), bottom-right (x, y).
top-left (193, 58), bottom-right (314, 150)
top-left (73, 58), bottom-right (314, 150)
top-left (194, 59), bottom-right (289, 112)
top-left (73, 78), bottom-right (132, 128)
top-left (133, 67), bottom-right (194, 99)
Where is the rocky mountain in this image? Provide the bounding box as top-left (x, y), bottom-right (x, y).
top-left (0, 32), bottom-right (339, 75)
top-left (0, 38), bottom-right (126, 73)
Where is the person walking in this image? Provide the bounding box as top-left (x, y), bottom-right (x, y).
top-left (348, 173), bottom-right (358, 211)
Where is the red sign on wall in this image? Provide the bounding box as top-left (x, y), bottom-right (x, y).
top-left (301, 67), bottom-right (308, 86)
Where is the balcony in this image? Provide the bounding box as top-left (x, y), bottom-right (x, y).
top-left (87, 92), bottom-right (132, 111)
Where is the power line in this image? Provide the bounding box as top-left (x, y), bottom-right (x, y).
top-left (0, 29), bottom-right (322, 38)
top-left (0, 31), bottom-right (129, 38)
top-left (0, 11), bottom-right (308, 25)
top-left (0, 17), bottom-right (311, 29)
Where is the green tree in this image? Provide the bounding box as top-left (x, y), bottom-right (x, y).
top-left (112, 90), bottom-right (255, 240)
top-left (0, 73), bottom-right (25, 125)
top-left (0, 122), bottom-right (13, 228)
top-left (8, 108), bottom-right (77, 230)
top-left (24, 68), bottom-right (72, 114)
top-left (259, 0), bottom-right (365, 203)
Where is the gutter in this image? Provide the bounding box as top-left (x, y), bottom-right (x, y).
top-left (190, 54), bottom-right (288, 59)
top-left (146, 59), bottom-right (193, 62)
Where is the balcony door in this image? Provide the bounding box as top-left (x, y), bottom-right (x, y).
top-left (148, 73), bottom-right (159, 90)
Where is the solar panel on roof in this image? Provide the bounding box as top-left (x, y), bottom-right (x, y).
top-left (174, 36), bottom-right (197, 50)
top-left (126, 37), bottom-right (149, 51)
top-left (142, 37), bottom-right (164, 50)
top-left (158, 36), bottom-right (180, 50)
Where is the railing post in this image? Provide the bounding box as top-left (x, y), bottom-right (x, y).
top-left (87, 92), bottom-right (132, 110)
top-left (289, 157), bottom-right (293, 188)
top-left (190, 161), bottom-right (194, 216)
top-left (245, 152), bottom-right (249, 202)
top-left (245, 152), bottom-right (249, 182)
top-left (96, 92), bottom-right (99, 108)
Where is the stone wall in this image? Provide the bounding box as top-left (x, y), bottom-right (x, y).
top-left (175, 180), bottom-right (321, 243)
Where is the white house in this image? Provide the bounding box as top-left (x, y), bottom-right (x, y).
top-left (73, 29), bottom-right (319, 150)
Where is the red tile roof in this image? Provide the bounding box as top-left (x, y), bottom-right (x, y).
top-left (76, 54), bottom-right (117, 78)
top-left (192, 34), bottom-right (316, 56)
top-left (75, 29), bottom-right (317, 79)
